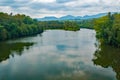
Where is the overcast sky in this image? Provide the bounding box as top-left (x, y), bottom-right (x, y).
top-left (0, 0), bottom-right (120, 18)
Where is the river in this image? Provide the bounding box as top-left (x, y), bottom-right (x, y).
top-left (0, 29), bottom-right (118, 80)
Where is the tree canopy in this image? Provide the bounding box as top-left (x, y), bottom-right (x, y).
top-left (39, 20), bottom-right (80, 31)
top-left (94, 12), bottom-right (120, 47)
top-left (0, 12), bottom-right (43, 41)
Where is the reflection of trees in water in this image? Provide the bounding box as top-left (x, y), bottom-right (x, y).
top-left (93, 44), bottom-right (120, 80)
top-left (0, 42), bottom-right (34, 62)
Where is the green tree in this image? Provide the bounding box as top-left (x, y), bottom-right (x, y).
top-left (94, 12), bottom-right (120, 47)
top-left (0, 28), bottom-right (8, 40)
top-left (0, 12), bottom-right (43, 41)
top-left (64, 21), bottom-right (80, 31)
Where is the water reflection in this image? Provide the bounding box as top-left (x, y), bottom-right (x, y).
top-left (0, 29), bottom-right (117, 80)
top-left (0, 42), bottom-right (34, 62)
top-left (93, 44), bottom-right (120, 80)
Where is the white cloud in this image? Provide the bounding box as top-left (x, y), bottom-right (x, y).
top-left (0, 6), bottom-right (14, 13)
top-left (0, 0), bottom-right (120, 18)
top-left (32, 0), bottom-right (55, 3)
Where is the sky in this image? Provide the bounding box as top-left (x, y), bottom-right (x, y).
top-left (0, 0), bottom-right (120, 18)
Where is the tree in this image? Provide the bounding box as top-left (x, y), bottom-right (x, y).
top-left (0, 28), bottom-right (8, 40)
top-left (0, 12), bottom-right (43, 41)
top-left (94, 12), bottom-right (120, 47)
top-left (64, 21), bottom-right (80, 31)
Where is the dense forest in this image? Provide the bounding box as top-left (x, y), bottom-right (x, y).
top-left (39, 20), bottom-right (80, 31)
top-left (94, 12), bottom-right (120, 47)
top-left (0, 12), bottom-right (81, 41)
top-left (78, 19), bottom-right (94, 29)
top-left (39, 20), bottom-right (94, 30)
top-left (0, 12), bottom-right (43, 41)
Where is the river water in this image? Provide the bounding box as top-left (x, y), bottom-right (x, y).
top-left (0, 29), bottom-right (118, 80)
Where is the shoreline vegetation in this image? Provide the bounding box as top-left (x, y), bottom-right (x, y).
top-left (0, 12), bottom-right (80, 41)
top-left (0, 12), bottom-right (43, 41)
top-left (0, 12), bottom-right (120, 48)
top-left (94, 12), bottom-right (120, 47)
top-left (39, 20), bottom-right (80, 31)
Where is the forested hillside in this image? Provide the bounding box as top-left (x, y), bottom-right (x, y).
top-left (94, 12), bottom-right (120, 47)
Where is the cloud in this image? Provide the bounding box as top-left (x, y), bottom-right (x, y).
top-left (0, 0), bottom-right (120, 18)
top-left (33, 0), bottom-right (55, 3)
top-left (56, 0), bottom-right (74, 3)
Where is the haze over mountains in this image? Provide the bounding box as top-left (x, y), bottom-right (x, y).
top-left (37, 13), bottom-right (107, 21)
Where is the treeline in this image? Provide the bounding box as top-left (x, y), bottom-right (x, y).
top-left (39, 20), bottom-right (80, 31)
top-left (94, 12), bottom-right (120, 47)
top-left (39, 21), bottom-right (63, 29)
top-left (39, 20), bottom-right (94, 30)
top-left (0, 12), bottom-right (96, 41)
top-left (64, 21), bottom-right (80, 31)
top-left (77, 19), bottom-right (94, 29)
top-left (0, 11), bottom-right (81, 41)
top-left (0, 12), bottom-right (43, 41)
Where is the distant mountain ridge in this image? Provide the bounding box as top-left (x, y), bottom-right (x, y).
top-left (36, 13), bottom-right (108, 21)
